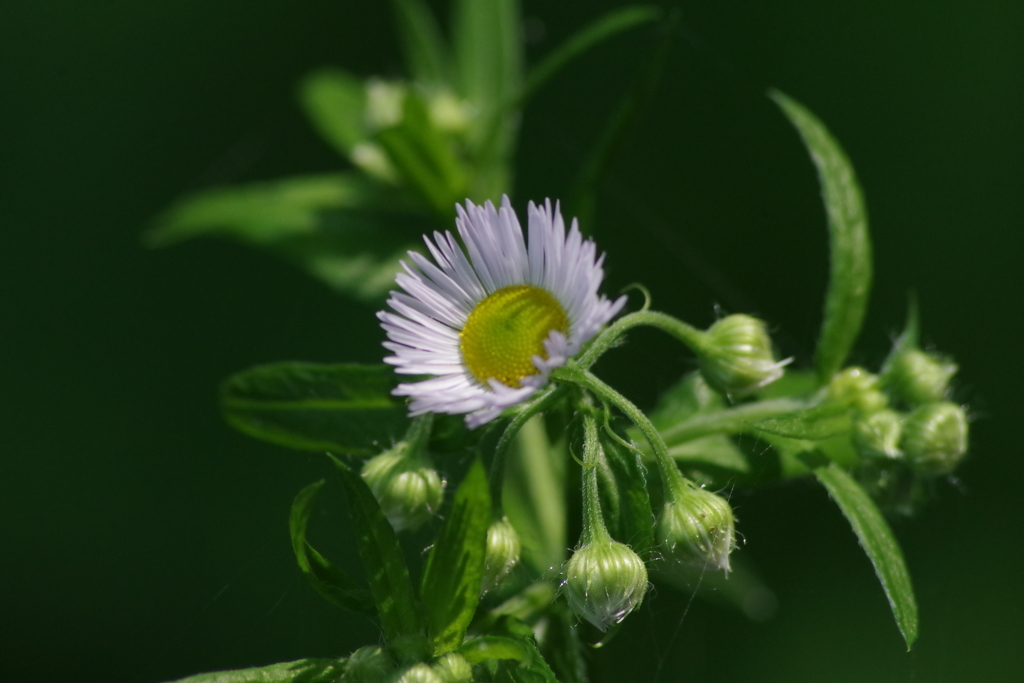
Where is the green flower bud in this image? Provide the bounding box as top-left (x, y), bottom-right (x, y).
top-left (481, 516), bottom-right (521, 591)
top-left (901, 402), bottom-right (968, 474)
top-left (428, 91), bottom-right (470, 133)
top-left (391, 663), bottom-right (443, 683)
top-left (657, 487), bottom-right (735, 572)
top-left (361, 445), bottom-right (444, 532)
top-left (882, 348), bottom-right (958, 406)
top-left (853, 408), bottom-right (903, 460)
top-left (365, 79), bottom-right (406, 130)
top-left (563, 539), bottom-right (648, 631)
top-left (828, 367), bottom-right (888, 415)
top-left (698, 314), bottom-right (788, 396)
top-left (431, 653), bottom-right (472, 683)
top-left (343, 646), bottom-right (394, 683)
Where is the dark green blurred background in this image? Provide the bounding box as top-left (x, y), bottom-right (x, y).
top-left (2, 1), bottom-right (1021, 681)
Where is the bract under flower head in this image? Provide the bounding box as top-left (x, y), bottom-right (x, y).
top-left (379, 196), bottom-right (625, 427)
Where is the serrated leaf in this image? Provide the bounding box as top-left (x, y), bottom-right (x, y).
top-left (289, 481), bottom-right (375, 616)
top-left (770, 90), bottom-right (872, 384)
top-left (804, 456), bottom-right (918, 649)
top-left (147, 172), bottom-right (430, 301)
top-left (221, 363), bottom-right (408, 456)
top-left (165, 658), bottom-right (345, 683)
top-left (393, 0), bottom-right (451, 87)
top-left (333, 456), bottom-right (425, 644)
top-left (421, 459), bottom-right (491, 655)
top-left (299, 68), bottom-right (367, 156)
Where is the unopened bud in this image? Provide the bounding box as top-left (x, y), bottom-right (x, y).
top-left (391, 663), bottom-right (443, 683)
top-left (343, 646), bottom-right (393, 683)
top-left (351, 142), bottom-right (399, 183)
top-left (882, 348), bottom-right (958, 406)
top-left (431, 653), bottom-right (472, 683)
top-left (901, 402), bottom-right (968, 474)
top-left (853, 409), bottom-right (903, 460)
top-left (563, 539), bottom-right (648, 631)
top-left (365, 79), bottom-right (406, 130)
top-left (428, 91), bottom-right (470, 133)
top-left (481, 517), bottom-right (521, 591)
top-left (698, 314), bottom-right (788, 396)
top-left (657, 487), bottom-right (735, 572)
top-left (361, 446), bottom-right (444, 532)
top-left (828, 367), bottom-right (888, 415)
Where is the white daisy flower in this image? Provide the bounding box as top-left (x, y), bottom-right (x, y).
top-left (378, 196), bottom-right (626, 427)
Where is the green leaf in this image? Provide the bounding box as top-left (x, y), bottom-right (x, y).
top-left (597, 436), bottom-right (654, 554)
top-left (458, 636), bottom-right (530, 665)
top-left (165, 658), bottom-right (345, 683)
top-left (453, 0), bottom-right (522, 123)
top-left (376, 92), bottom-right (468, 216)
top-left (421, 459), bottom-right (491, 655)
top-left (748, 402), bottom-right (852, 441)
top-left (393, 0), bottom-right (451, 86)
top-left (649, 372), bottom-right (726, 433)
top-left (299, 68), bottom-right (367, 156)
top-left (221, 363), bottom-right (408, 456)
top-left (484, 616), bottom-right (560, 683)
top-left (147, 172), bottom-right (429, 302)
top-left (770, 90), bottom-right (873, 384)
top-left (519, 6), bottom-right (660, 106)
top-left (333, 456), bottom-right (425, 645)
top-left (289, 481), bottom-right (375, 616)
top-left (804, 456), bottom-right (918, 649)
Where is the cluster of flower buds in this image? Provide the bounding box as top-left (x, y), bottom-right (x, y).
top-left (696, 314), bottom-right (790, 397)
top-left (361, 417), bottom-right (444, 532)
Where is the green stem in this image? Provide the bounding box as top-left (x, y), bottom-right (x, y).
top-left (581, 413), bottom-right (612, 545)
top-left (659, 397), bottom-right (808, 445)
top-left (577, 310), bottom-right (708, 370)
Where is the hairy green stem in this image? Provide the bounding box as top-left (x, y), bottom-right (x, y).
top-left (578, 310), bottom-right (707, 370)
top-left (581, 413), bottom-right (612, 545)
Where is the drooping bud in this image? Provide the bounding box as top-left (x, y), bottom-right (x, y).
top-left (901, 402), bottom-right (969, 474)
top-left (697, 314), bottom-right (789, 396)
top-left (656, 487), bottom-right (735, 572)
top-left (563, 539), bottom-right (648, 631)
top-left (882, 348), bottom-right (958, 406)
top-left (481, 516), bottom-right (521, 591)
top-left (343, 646), bottom-right (393, 683)
top-left (828, 367), bottom-right (889, 415)
top-left (853, 409), bottom-right (903, 460)
top-left (361, 418), bottom-right (444, 532)
top-left (391, 663), bottom-right (444, 683)
top-left (431, 653), bottom-right (472, 683)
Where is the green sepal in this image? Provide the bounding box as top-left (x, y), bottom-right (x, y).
top-left (421, 459), bottom-right (492, 655)
top-left (289, 480), bottom-right (375, 616)
top-left (770, 90), bottom-right (872, 385)
top-left (802, 454), bottom-right (918, 650)
top-left (220, 363), bottom-right (408, 456)
top-left (299, 68), bottom-right (368, 156)
top-left (164, 658), bottom-right (345, 683)
top-left (393, 0), bottom-right (452, 87)
top-left (332, 456), bottom-right (426, 647)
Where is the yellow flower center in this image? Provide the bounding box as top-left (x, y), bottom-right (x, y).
top-left (460, 285), bottom-right (570, 388)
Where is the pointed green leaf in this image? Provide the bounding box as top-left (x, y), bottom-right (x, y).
top-left (453, 0), bottom-right (522, 119)
top-left (299, 68), bottom-right (367, 156)
top-left (519, 6), bottom-right (660, 106)
top-left (147, 172), bottom-right (429, 301)
top-left (165, 658), bottom-right (345, 683)
top-left (221, 363), bottom-right (408, 456)
top-left (597, 437), bottom-right (654, 554)
top-left (804, 456), bottom-right (918, 649)
top-left (289, 481), bottom-right (375, 616)
top-left (332, 456), bottom-right (425, 644)
top-left (770, 90), bottom-right (872, 384)
top-left (748, 402), bottom-right (852, 441)
top-left (421, 459), bottom-right (491, 655)
top-left (393, 0), bottom-right (451, 86)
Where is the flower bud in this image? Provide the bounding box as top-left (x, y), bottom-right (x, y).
top-left (343, 646), bottom-right (393, 683)
top-left (431, 653), bottom-right (472, 683)
top-left (882, 348), bottom-right (958, 406)
top-left (852, 409), bottom-right (903, 460)
top-left (656, 487), bottom-right (735, 572)
top-left (361, 445), bottom-right (444, 532)
top-left (698, 314), bottom-right (788, 396)
top-left (428, 91), bottom-right (470, 133)
top-left (901, 402), bottom-right (968, 474)
top-left (828, 367), bottom-right (888, 415)
top-left (391, 663), bottom-right (443, 683)
top-left (481, 517), bottom-right (521, 591)
top-left (365, 79), bottom-right (406, 130)
top-left (563, 539), bottom-right (648, 631)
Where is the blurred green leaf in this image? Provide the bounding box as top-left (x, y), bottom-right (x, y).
top-left (649, 372), bottom-right (726, 433)
top-left (147, 172), bottom-right (429, 301)
top-left (653, 552), bottom-right (778, 623)
top-left (333, 456), bottom-right (425, 645)
top-left (289, 481), bottom-right (375, 616)
top-left (165, 658), bottom-right (345, 683)
top-left (519, 6), bottom-right (660, 106)
top-left (483, 616), bottom-right (560, 683)
top-left (221, 363), bottom-right (408, 456)
top-left (665, 435), bottom-right (750, 476)
top-left (299, 68), bottom-right (367, 156)
top-left (453, 0), bottom-right (522, 125)
top-left (458, 637), bottom-right (530, 665)
top-left (377, 92), bottom-right (468, 216)
top-left (804, 456), bottom-right (918, 650)
top-left (770, 90), bottom-right (872, 385)
top-left (393, 0), bottom-right (451, 87)
top-left (421, 459), bottom-right (491, 655)
top-left (597, 436), bottom-right (654, 554)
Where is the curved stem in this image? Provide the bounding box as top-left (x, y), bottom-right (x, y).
top-left (578, 310), bottom-right (708, 370)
